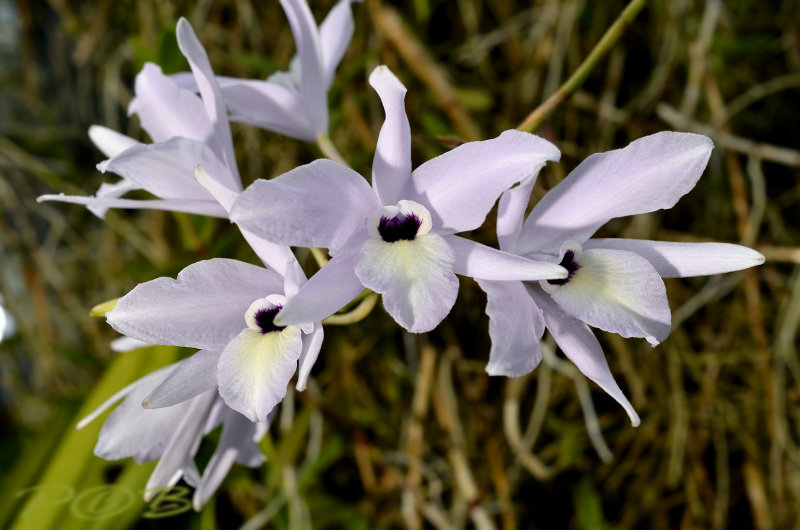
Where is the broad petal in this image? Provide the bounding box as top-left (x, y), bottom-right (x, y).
top-left (129, 63), bottom-right (215, 147)
top-left (446, 235), bottom-right (567, 282)
top-left (217, 327), bottom-right (302, 422)
top-left (296, 324), bottom-right (324, 391)
top-left (36, 193), bottom-right (227, 218)
top-left (108, 258), bottom-right (284, 350)
top-left (275, 253), bottom-right (363, 326)
top-left (518, 132), bottom-right (714, 254)
top-left (355, 233), bottom-right (458, 333)
top-left (583, 239), bottom-right (766, 278)
top-left (231, 160), bottom-right (377, 252)
top-left (98, 136), bottom-right (228, 202)
top-left (319, 0), bottom-right (356, 87)
top-left (544, 248), bottom-right (671, 346)
top-left (88, 125), bottom-right (140, 158)
top-left (175, 18), bottom-right (240, 189)
top-left (530, 287), bottom-right (640, 426)
top-left (222, 81), bottom-right (314, 141)
top-left (404, 130), bottom-right (560, 233)
top-left (477, 279), bottom-right (544, 377)
top-left (369, 66), bottom-right (412, 205)
top-left (143, 349), bottom-right (221, 408)
top-left (145, 391), bottom-right (216, 498)
top-left (497, 172), bottom-right (538, 252)
top-left (279, 0), bottom-right (327, 136)
top-left (94, 367), bottom-right (192, 463)
top-left (192, 409), bottom-right (268, 510)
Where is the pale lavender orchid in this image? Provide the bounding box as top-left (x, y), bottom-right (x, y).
top-left (231, 66), bottom-right (568, 333)
top-left (106, 257), bottom-right (324, 422)
top-left (77, 366), bottom-right (275, 510)
top-left (39, 18), bottom-right (240, 219)
top-left (171, 0), bottom-right (356, 142)
top-left (479, 132), bottom-right (766, 425)
top-left (38, 19), bottom-right (294, 276)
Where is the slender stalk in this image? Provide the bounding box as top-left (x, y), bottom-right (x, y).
top-left (322, 293), bottom-right (380, 325)
top-left (516, 0), bottom-right (647, 132)
top-left (316, 134), bottom-right (348, 166)
top-left (309, 247), bottom-right (329, 268)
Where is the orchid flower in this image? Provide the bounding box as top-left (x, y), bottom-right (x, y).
top-left (231, 66), bottom-right (568, 333)
top-left (38, 19), bottom-right (295, 276)
top-left (479, 132), bottom-right (766, 425)
top-left (105, 257), bottom-right (323, 422)
top-left (77, 365), bottom-right (275, 510)
top-left (171, 0), bottom-right (357, 142)
top-left (39, 19), bottom-right (240, 219)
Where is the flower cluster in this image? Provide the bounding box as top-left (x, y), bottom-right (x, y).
top-left (40, 0), bottom-right (764, 510)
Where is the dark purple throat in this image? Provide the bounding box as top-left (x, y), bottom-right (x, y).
top-left (254, 306), bottom-right (285, 334)
top-left (378, 213), bottom-right (422, 243)
top-left (547, 250), bottom-right (581, 286)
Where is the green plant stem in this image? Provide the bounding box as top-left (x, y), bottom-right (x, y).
top-left (309, 247), bottom-right (329, 268)
top-left (323, 293), bottom-right (380, 325)
top-left (315, 134), bottom-right (348, 166)
top-left (516, 0), bottom-right (647, 132)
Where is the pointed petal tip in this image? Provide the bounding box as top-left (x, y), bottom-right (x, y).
top-left (630, 414), bottom-right (641, 427)
top-left (368, 65), bottom-right (405, 92)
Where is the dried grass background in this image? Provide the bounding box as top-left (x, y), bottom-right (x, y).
top-left (2, 0), bottom-right (800, 528)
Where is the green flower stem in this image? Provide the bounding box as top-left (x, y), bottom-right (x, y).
top-left (516, 0), bottom-right (647, 133)
top-left (315, 134), bottom-right (348, 166)
top-left (309, 247), bottom-right (329, 268)
top-left (323, 292), bottom-right (380, 326)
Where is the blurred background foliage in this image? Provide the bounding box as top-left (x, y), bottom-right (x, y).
top-left (1, 0), bottom-right (800, 528)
